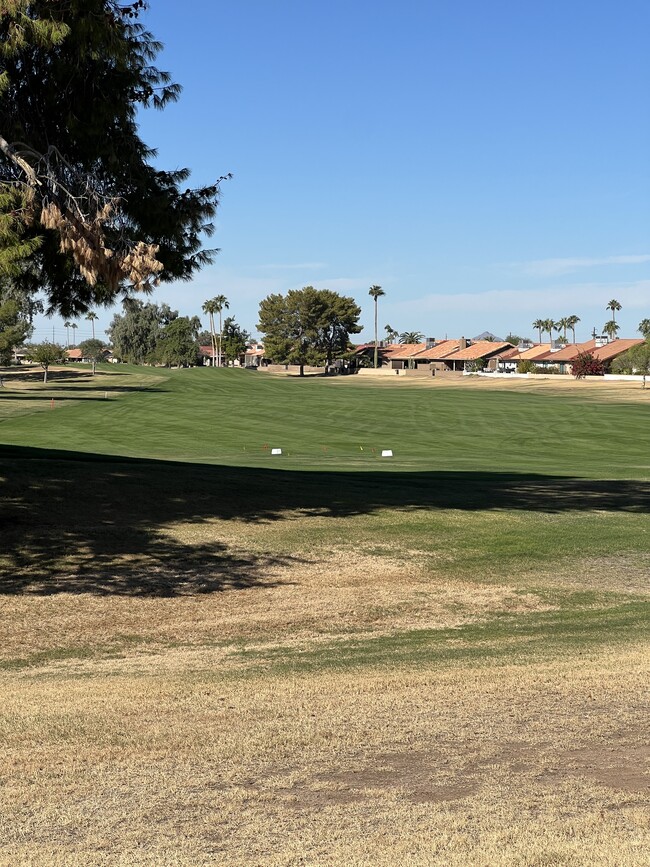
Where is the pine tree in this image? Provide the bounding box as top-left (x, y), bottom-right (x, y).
top-left (0, 1), bottom-right (228, 316)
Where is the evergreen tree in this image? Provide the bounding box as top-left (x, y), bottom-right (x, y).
top-left (156, 316), bottom-right (201, 367)
top-left (221, 317), bottom-right (250, 365)
top-left (0, 297), bottom-right (30, 364)
top-left (107, 299), bottom-right (177, 363)
top-left (258, 287), bottom-right (361, 376)
top-left (0, 1), bottom-right (228, 315)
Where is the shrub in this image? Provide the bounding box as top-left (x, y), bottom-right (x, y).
top-left (467, 357), bottom-right (486, 373)
top-left (572, 351), bottom-right (605, 379)
top-left (517, 359), bottom-right (536, 374)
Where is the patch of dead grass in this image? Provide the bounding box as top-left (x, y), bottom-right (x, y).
top-left (0, 547), bottom-right (554, 663)
top-left (0, 647), bottom-right (647, 865)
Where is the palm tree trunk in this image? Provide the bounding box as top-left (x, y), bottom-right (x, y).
top-left (218, 311), bottom-right (223, 368)
top-left (373, 299), bottom-right (378, 368)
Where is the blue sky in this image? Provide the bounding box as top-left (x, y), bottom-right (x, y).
top-left (34, 0), bottom-right (650, 345)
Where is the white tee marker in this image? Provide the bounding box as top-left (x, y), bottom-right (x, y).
top-left (381, 449), bottom-right (393, 457)
top-left (271, 448), bottom-right (282, 455)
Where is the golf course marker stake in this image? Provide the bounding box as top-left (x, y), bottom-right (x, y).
top-left (271, 448), bottom-right (282, 455)
top-left (381, 449), bottom-right (393, 457)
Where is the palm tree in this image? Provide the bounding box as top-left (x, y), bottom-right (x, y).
top-left (606, 299), bottom-right (622, 322)
top-left (638, 319), bottom-right (650, 339)
top-left (399, 331), bottom-right (424, 344)
top-left (368, 285), bottom-right (385, 368)
top-left (70, 323), bottom-right (78, 346)
top-left (213, 294), bottom-right (229, 367)
top-left (384, 324), bottom-right (398, 345)
top-left (85, 311), bottom-right (98, 339)
top-left (203, 295), bottom-right (229, 366)
top-left (603, 319), bottom-right (620, 341)
top-left (532, 319), bottom-right (544, 343)
top-left (63, 321), bottom-right (72, 348)
top-left (542, 318), bottom-right (556, 346)
top-left (201, 298), bottom-right (218, 366)
top-left (566, 314), bottom-right (580, 343)
top-left (557, 317), bottom-right (569, 339)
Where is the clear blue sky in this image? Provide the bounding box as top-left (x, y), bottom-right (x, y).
top-left (34, 0), bottom-right (650, 345)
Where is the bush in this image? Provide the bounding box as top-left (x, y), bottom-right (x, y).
top-left (572, 351), bottom-right (605, 379)
top-left (517, 359), bottom-right (536, 374)
top-left (467, 357), bottom-right (486, 373)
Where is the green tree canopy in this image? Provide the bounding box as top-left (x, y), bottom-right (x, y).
top-left (107, 299), bottom-right (177, 364)
top-left (258, 287), bottom-right (361, 376)
top-left (0, 295), bottom-right (31, 364)
top-left (612, 340), bottom-right (650, 386)
top-left (398, 331), bottom-right (424, 344)
top-left (638, 319), bottom-right (650, 339)
top-left (0, 1), bottom-right (228, 316)
top-left (221, 316), bottom-right (250, 364)
top-left (25, 340), bottom-right (64, 382)
top-left (156, 315), bottom-right (201, 368)
top-left (78, 337), bottom-right (107, 374)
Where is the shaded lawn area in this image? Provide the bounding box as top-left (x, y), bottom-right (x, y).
top-left (2, 445), bottom-right (650, 596)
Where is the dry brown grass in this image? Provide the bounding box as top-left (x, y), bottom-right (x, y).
top-left (0, 646), bottom-right (647, 866)
top-left (339, 369), bottom-right (650, 403)
top-left (0, 539), bottom-right (648, 864)
top-left (0, 545), bottom-right (565, 663)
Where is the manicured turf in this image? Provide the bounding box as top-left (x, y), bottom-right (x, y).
top-left (2, 364), bottom-right (650, 477)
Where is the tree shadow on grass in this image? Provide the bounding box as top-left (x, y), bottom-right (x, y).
top-left (1, 444), bottom-right (649, 596)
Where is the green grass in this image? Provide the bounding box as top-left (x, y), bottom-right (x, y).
top-left (231, 599), bottom-right (649, 675)
top-left (2, 364), bottom-right (650, 476)
top-left (0, 364), bottom-right (648, 663)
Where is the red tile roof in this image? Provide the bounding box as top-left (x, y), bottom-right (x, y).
top-left (449, 341), bottom-right (513, 361)
top-left (384, 343), bottom-right (427, 359)
top-left (412, 339), bottom-right (461, 360)
top-left (591, 338), bottom-right (644, 361)
top-left (66, 348), bottom-right (82, 359)
top-left (535, 339), bottom-right (597, 362)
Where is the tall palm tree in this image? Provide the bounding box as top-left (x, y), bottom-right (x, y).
top-left (532, 319), bottom-right (544, 343)
top-left (638, 318), bottom-right (650, 339)
top-left (369, 285), bottom-right (385, 368)
top-left (557, 317), bottom-right (569, 339)
top-left (85, 311), bottom-right (98, 339)
top-left (63, 320), bottom-right (72, 348)
top-left (542, 318), bottom-right (556, 346)
top-left (566, 314), bottom-right (580, 343)
top-left (201, 298), bottom-right (218, 365)
top-left (603, 319), bottom-right (620, 341)
top-left (606, 299), bottom-right (622, 322)
top-left (213, 294), bottom-right (229, 367)
top-left (70, 322), bottom-right (78, 346)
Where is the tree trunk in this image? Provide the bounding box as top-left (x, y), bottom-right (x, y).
top-left (299, 364), bottom-right (304, 377)
top-left (92, 360), bottom-right (96, 375)
top-left (373, 299), bottom-right (378, 368)
top-left (43, 366), bottom-right (48, 384)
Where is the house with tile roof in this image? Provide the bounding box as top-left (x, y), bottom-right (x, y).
top-left (534, 338), bottom-right (644, 373)
top-left (442, 340), bottom-right (514, 372)
top-left (497, 343), bottom-right (554, 372)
